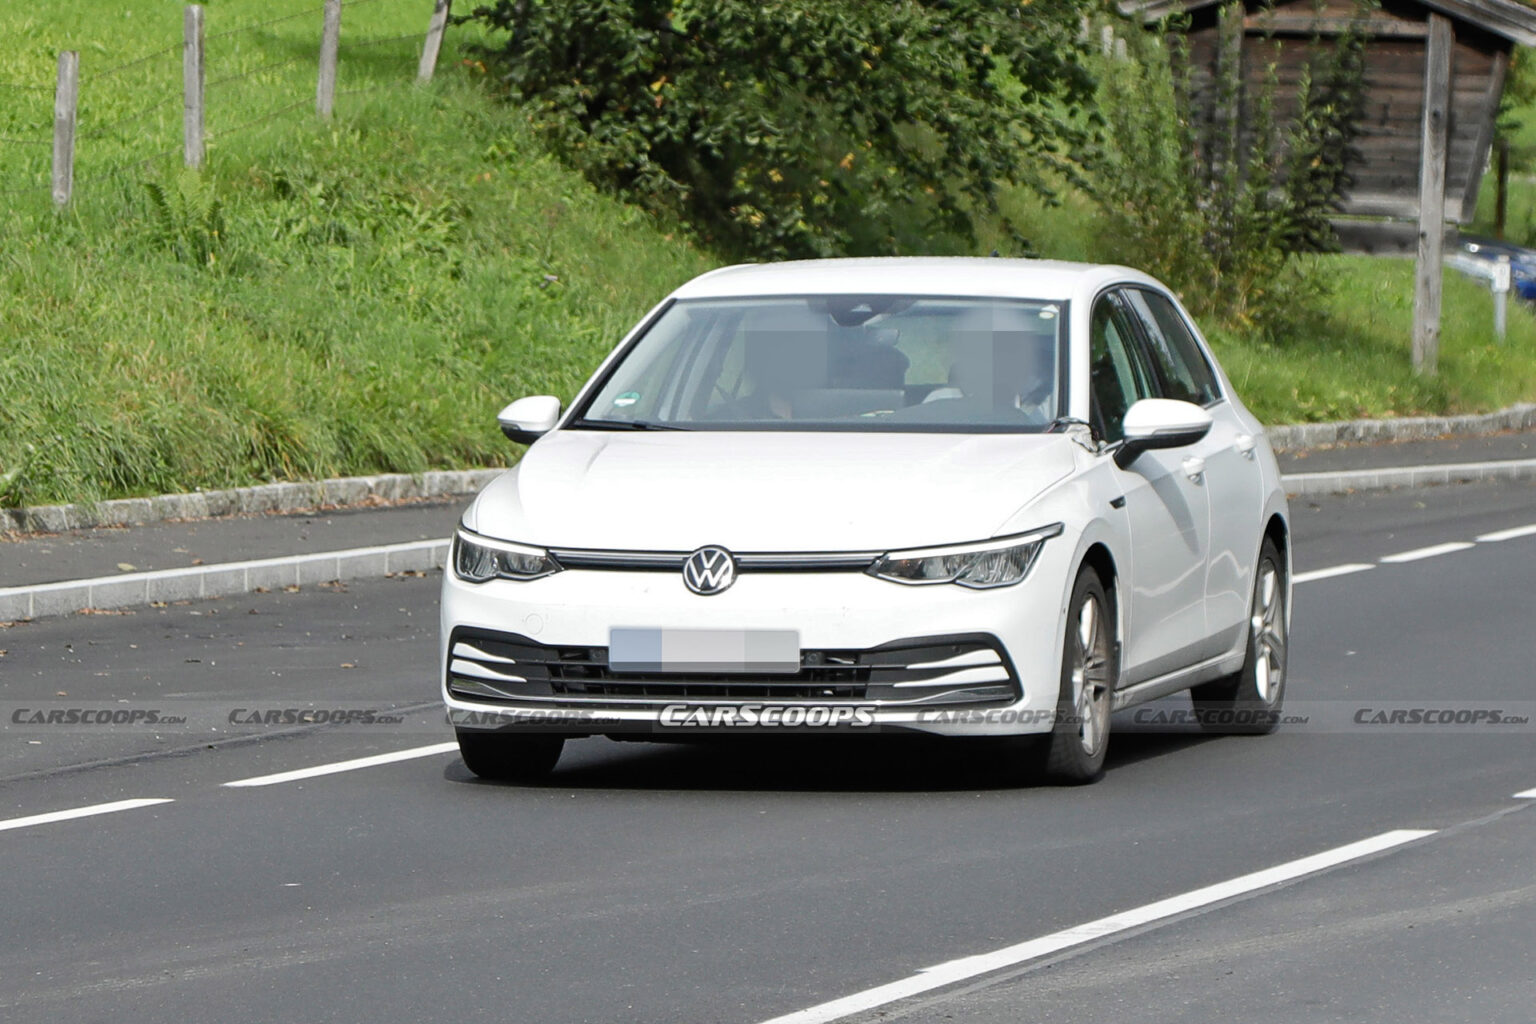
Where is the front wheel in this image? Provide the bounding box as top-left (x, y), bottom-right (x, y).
top-left (1191, 538), bottom-right (1288, 735)
top-left (1042, 567), bottom-right (1117, 784)
top-left (456, 730), bottom-right (564, 782)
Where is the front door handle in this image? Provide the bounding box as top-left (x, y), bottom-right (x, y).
top-left (1234, 433), bottom-right (1257, 459)
top-left (1182, 456), bottom-right (1206, 482)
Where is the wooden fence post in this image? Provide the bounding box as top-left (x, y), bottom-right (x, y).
top-left (183, 4), bottom-right (205, 168)
top-left (51, 51), bottom-right (79, 207)
top-left (1412, 13), bottom-right (1451, 377)
top-left (1493, 254), bottom-right (1510, 343)
top-left (418, 0), bottom-right (452, 83)
top-left (317, 0), bottom-right (342, 119)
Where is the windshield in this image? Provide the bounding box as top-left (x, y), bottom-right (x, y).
top-left (575, 295), bottom-right (1065, 432)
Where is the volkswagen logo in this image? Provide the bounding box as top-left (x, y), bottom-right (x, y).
top-left (683, 546), bottom-right (736, 595)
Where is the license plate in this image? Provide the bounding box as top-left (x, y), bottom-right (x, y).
top-left (608, 628), bottom-right (801, 674)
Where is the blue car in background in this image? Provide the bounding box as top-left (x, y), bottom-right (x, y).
top-left (1457, 237), bottom-right (1536, 302)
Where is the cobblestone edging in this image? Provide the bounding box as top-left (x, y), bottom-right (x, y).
top-left (1282, 458), bottom-right (1536, 497)
top-left (0, 469), bottom-right (504, 535)
top-left (2, 402), bottom-right (1534, 536)
top-left (1266, 403), bottom-right (1536, 451)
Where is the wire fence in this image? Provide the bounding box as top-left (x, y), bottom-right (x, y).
top-left (0, 0), bottom-right (456, 207)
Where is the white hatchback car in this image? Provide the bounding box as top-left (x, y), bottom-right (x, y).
top-left (442, 258), bottom-right (1291, 783)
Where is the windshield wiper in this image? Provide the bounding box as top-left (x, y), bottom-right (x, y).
top-left (569, 418), bottom-right (690, 432)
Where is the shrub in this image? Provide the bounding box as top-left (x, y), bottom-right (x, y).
top-left (463, 0), bottom-right (1098, 259)
top-left (1089, 5), bottom-right (1366, 337)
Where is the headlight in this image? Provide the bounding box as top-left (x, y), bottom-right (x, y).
top-left (868, 524), bottom-right (1063, 589)
top-left (452, 528), bottom-right (562, 583)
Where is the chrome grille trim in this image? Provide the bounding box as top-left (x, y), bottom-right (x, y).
top-left (544, 548), bottom-right (881, 572)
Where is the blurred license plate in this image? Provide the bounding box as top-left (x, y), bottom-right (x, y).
top-left (609, 628), bottom-right (800, 674)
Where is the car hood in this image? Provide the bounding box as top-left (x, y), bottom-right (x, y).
top-left (466, 430), bottom-right (1077, 552)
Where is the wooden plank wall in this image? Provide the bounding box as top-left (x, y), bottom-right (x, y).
top-left (1182, 0), bottom-right (1509, 223)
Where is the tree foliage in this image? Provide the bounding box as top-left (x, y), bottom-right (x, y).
top-left (1090, 5), bottom-right (1366, 335)
top-left (463, 0), bottom-right (1097, 259)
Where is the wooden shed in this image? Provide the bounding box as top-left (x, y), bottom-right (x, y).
top-left (1120, 0), bottom-right (1536, 253)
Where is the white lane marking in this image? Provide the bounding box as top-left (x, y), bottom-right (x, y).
top-left (1378, 541), bottom-right (1477, 564)
top-left (0, 798), bottom-right (173, 834)
top-left (0, 539), bottom-right (448, 601)
top-left (1477, 523), bottom-right (1536, 543)
top-left (1514, 787), bottom-right (1536, 799)
top-left (1293, 563), bottom-right (1374, 585)
top-left (222, 742), bottom-right (459, 788)
top-left (755, 829), bottom-right (1435, 1024)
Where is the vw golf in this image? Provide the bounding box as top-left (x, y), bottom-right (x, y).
top-left (442, 258), bottom-right (1291, 783)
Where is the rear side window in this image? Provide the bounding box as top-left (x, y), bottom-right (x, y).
top-left (1123, 289), bottom-right (1221, 406)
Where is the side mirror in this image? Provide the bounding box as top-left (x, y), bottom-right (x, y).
top-left (497, 395), bottom-right (562, 445)
top-left (1114, 398), bottom-right (1212, 468)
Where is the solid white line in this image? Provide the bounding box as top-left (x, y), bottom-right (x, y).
top-left (1378, 541), bottom-right (1477, 564)
top-left (1292, 563), bottom-right (1374, 585)
top-left (222, 742), bottom-right (460, 788)
top-left (1514, 787), bottom-right (1536, 799)
top-left (1477, 523), bottom-right (1536, 543)
top-left (0, 798), bottom-right (173, 834)
top-left (754, 829), bottom-right (1435, 1024)
top-left (0, 539), bottom-right (449, 599)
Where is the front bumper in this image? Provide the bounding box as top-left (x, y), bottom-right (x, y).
top-left (440, 560), bottom-right (1072, 738)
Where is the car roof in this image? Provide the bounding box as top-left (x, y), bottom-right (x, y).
top-left (669, 257), bottom-right (1162, 303)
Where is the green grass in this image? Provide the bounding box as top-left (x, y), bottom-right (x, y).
top-left (1207, 256), bottom-right (1536, 422)
top-left (1, 4), bottom-right (1533, 507)
top-left (0, 1), bottom-right (711, 508)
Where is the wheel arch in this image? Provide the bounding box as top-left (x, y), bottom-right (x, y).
top-left (1261, 509), bottom-right (1293, 629)
top-left (1075, 540), bottom-right (1123, 680)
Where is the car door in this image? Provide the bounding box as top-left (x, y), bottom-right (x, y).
top-left (1089, 290), bottom-right (1212, 686)
top-left (1122, 288), bottom-right (1264, 657)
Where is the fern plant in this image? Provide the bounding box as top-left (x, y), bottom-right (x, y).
top-left (143, 171), bottom-right (227, 268)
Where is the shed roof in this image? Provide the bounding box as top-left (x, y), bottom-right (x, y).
top-left (1118, 0), bottom-right (1536, 46)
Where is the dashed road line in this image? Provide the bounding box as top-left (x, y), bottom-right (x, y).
top-left (1377, 541), bottom-right (1478, 564)
top-left (1293, 563), bottom-right (1374, 585)
top-left (0, 798), bottom-right (173, 834)
top-left (753, 829), bottom-right (1435, 1024)
top-left (1514, 787), bottom-right (1536, 799)
top-left (1477, 523), bottom-right (1536, 543)
top-left (222, 742), bottom-right (459, 788)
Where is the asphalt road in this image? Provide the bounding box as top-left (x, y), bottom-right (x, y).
top-left (1, 480), bottom-right (1532, 1023)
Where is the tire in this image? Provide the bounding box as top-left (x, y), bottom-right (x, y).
top-left (1042, 567), bottom-right (1117, 784)
top-left (456, 729), bottom-right (565, 782)
top-left (1190, 537), bottom-right (1288, 735)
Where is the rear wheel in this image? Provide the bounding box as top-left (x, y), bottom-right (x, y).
top-left (456, 730), bottom-right (564, 782)
top-left (1042, 567), bottom-right (1116, 784)
top-left (1191, 537), bottom-right (1287, 735)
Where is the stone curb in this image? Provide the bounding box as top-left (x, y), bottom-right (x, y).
top-left (1266, 403), bottom-right (1536, 450)
top-left (0, 539), bottom-right (449, 623)
top-left (3, 456), bottom-right (1534, 622)
top-left (2, 403), bottom-right (1533, 535)
top-left (0, 469), bottom-right (504, 535)
top-left (1282, 458), bottom-right (1536, 497)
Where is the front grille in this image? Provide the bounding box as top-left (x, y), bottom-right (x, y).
top-left (446, 628), bottom-right (1019, 707)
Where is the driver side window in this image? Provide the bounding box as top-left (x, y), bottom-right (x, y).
top-left (1089, 291), bottom-right (1154, 443)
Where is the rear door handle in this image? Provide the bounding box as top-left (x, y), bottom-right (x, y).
top-left (1182, 456), bottom-right (1206, 482)
top-left (1234, 434), bottom-right (1257, 459)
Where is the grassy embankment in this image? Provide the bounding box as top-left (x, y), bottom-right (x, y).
top-left (0, 2), bottom-right (1533, 508)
